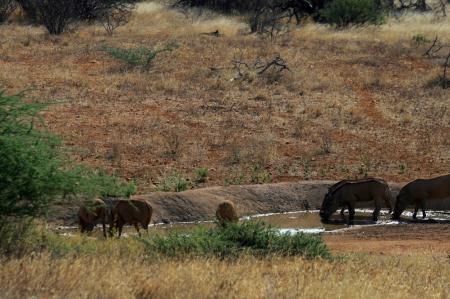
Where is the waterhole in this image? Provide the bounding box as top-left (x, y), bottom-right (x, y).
top-left (55, 209), bottom-right (450, 238)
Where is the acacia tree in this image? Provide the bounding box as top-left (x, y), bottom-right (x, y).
top-left (174, 0), bottom-right (332, 32)
top-left (0, 0), bottom-right (17, 23)
top-left (16, 0), bottom-right (38, 23)
top-left (0, 91), bottom-right (135, 221)
top-left (17, 0), bottom-right (137, 34)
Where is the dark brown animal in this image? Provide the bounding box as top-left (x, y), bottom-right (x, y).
top-left (327, 179), bottom-right (392, 218)
top-left (78, 198), bottom-right (108, 237)
top-left (393, 174), bottom-right (450, 220)
top-left (216, 200), bottom-right (239, 226)
top-left (319, 178), bottom-right (393, 224)
top-left (110, 199), bottom-right (153, 237)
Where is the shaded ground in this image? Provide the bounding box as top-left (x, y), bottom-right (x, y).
top-left (324, 223), bottom-right (450, 254)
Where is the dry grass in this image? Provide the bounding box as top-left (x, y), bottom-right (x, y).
top-left (0, 249), bottom-right (449, 299)
top-left (0, 2), bottom-right (449, 192)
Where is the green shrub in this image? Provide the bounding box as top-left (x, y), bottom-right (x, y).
top-left (195, 167), bottom-right (209, 183)
top-left (157, 171), bottom-right (190, 192)
top-left (140, 221), bottom-right (331, 259)
top-left (251, 164), bottom-right (272, 184)
top-left (224, 167), bottom-right (246, 186)
top-left (320, 0), bottom-right (384, 27)
top-left (101, 42), bottom-right (177, 71)
top-left (411, 34), bottom-right (429, 46)
top-left (0, 90), bottom-right (135, 221)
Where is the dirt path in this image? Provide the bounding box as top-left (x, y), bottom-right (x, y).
top-left (324, 224), bottom-right (450, 254)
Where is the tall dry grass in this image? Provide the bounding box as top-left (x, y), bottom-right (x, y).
top-left (298, 9), bottom-right (450, 42)
top-left (0, 251), bottom-right (448, 298)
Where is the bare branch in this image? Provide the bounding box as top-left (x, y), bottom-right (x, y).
top-left (230, 54), bottom-right (291, 80)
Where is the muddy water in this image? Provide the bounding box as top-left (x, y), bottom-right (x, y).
top-left (244, 209), bottom-right (398, 233)
top-left (58, 209), bottom-right (436, 237)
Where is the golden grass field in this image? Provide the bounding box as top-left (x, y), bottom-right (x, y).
top-left (0, 234), bottom-right (449, 299)
top-left (1, 2), bottom-right (449, 192)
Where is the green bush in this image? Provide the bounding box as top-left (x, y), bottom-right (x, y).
top-left (411, 34), bottom-right (429, 46)
top-left (195, 167), bottom-right (209, 183)
top-left (140, 221), bottom-right (331, 259)
top-left (157, 171), bottom-right (190, 192)
top-left (224, 167), bottom-right (245, 186)
top-left (250, 164), bottom-right (272, 184)
top-left (101, 42), bottom-right (177, 71)
top-left (0, 90), bottom-right (135, 221)
top-left (320, 0), bottom-right (384, 27)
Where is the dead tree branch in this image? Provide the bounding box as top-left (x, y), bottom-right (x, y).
top-left (231, 54), bottom-right (290, 80)
top-left (442, 51), bottom-right (450, 89)
top-left (424, 36), bottom-right (445, 57)
top-left (256, 54), bottom-right (291, 74)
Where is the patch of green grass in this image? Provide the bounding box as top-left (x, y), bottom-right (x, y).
top-left (250, 164), bottom-right (272, 184)
top-left (411, 34), bottom-right (429, 46)
top-left (100, 42), bottom-right (177, 71)
top-left (195, 167), bottom-right (209, 184)
top-left (224, 168), bottom-right (245, 186)
top-left (157, 171), bottom-right (190, 192)
top-left (140, 221), bottom-right (331, 259)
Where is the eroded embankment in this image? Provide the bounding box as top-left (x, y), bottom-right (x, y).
top-left (128, 181), bottom-right (406, 223)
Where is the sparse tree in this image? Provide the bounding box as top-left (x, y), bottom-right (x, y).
top-left (100, 3), bottom-right (134, 35)
top-left (34, 0), bottom-right (75, 35)
top-left (17, 0), bottom-right (136, 34)
top-left (0, 0), bottom-right (17, 23)
top-left (174, 0), bottom-right (332, 32)
top-left (16, 0), bottom-right (38, 23)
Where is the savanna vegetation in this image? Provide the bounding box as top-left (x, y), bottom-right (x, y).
top-left (2, 1), bottom-right (448, 193)
top-left (0, 220), bottom-right (449, 298)
top-left (0, 0), bottom-right (449, 298)
top-left (1, 248), bottom-right (449, 298)
top-left (0, 91), bottom-right (135, 219)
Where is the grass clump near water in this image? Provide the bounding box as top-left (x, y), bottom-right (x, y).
top-left (1, 221), bottom-right (330, 261)
top-left (141, 221), bottom-right (331, 259)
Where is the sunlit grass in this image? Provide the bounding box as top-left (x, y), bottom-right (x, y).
top-left (1, 221), bottom-right (449, 298)
top-left (0, 249), bottom-right (448, 298)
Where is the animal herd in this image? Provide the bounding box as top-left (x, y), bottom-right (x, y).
top-left (79, 174), bottom-right (450, 236)
top-left (320, 174), bottom-right (450, 224)
top-left (78, 198), bottom-right (238, 238)
top-left (79, 198), bottom-right (153, 238)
